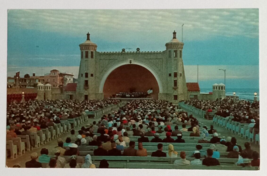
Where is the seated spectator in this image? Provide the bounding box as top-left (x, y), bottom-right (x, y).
top-left (151, 127), bottom-right (156, 134)
top-left (64, 137), bottom-right (72, 147)
top-left (25, 152), bottom-right (42, 168)
top-left (208, 125), bottom-right (216, 134)
top-left (192, 145), bottom-right (206, 158)
top-left (172, 125), bottom-right (182, 136)
top-left (54, 148), bottom-right (66, 168)
top-left (241, 142), bottom-right (254, 159)
top-left (85, 132), bottom-right (93, 143)
top-left (210, 133), bottom-right (221, 143)
top-left (191, 152), bottom-right (202, 165)
top-left (227, 145), bottom-right (240, 158)
top-left (190, 126), bottom-right (200, 136)
top-left (49, 158), bottom-right (57, 168)
top-left (151, 143), bottom-right (166, 157)
top-left (89, 135), bottom-right (98, 146)
top-left (99, 159), bottom-right (109, 168)
top-left (64, 143), bottom-right (78, 156)
top-left (122, 132), bottom-right (130, 144)
top-left (145, 128), bottom-right (154, 136)
top-left (157, 126), bottom-right (164, 133)
top-left (81, 154), bottom-right (96, 168)
top-left (198, 134), bottom-right (210, 143)
top-left (70, 129), bottom-right (76, 143)
top-left (136, 142), bottom-right (147, 156)
top-left (151, 133), bottom-right (163, 142)
top-left (97, 131), bottom-right (107, 142)
top-left (68, 157), bottom-right (80, 168)
top-left (236, 152), bottom-right (251, 167)
top-left (38, 148), bottom-right (51, 164)
top-left (227, 137), bottom-right (242, 152)
top-left (181, 124), bottom-right (188, 132)
top-left (123, 141), bottom-right (137, 156)
top-left (202, 149), bottom-right (220, 166)
top-left (116, 135), bottom-right (126, 147)
top-left (75, 135), bottom-right (82, 146)
top-left (162, 132), bottom-right (174, 142)
top-left (175, 133), bottom-right (185, 143)
top-left (94, 141), bottom-right (108, 156)
top-left (126, 127), bottom-right (133, 137)
top-left (251, 151), bottom-right (260, 167)
top-left (173, 151), bottom-right (190, 166)
top-left (56, 140), bottom-right (66, 156)
top-left (210, 144), bottom-right (220, 159)
top-left (138, 133), bottom-right (149, 142)
top-left (6, 127), bottom-right (17, 139)
top-left (102, 137), bottom-right (112, 151)
top-left (167, 144), bottom-right (178, 158)
top-left (108, 141), bottom-right (121, 156)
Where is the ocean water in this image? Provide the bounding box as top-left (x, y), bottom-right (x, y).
top-left (200, 88), bottom-right (259, 101)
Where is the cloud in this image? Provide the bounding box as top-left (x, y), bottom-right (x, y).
top-left (8, 9), bottom-right (259, 42)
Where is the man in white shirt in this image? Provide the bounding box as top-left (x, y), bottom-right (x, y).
top-left (190, 152), bottom-right (202, 165)
top-left (173, 151), bottom-right (191, 166)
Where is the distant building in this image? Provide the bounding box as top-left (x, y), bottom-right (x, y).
top-left (187, 83), bottom-right (200, 100)
top-left (43, 69), bottom-right (73, 88)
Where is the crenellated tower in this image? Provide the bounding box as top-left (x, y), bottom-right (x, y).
top-left (77, 32), bottom-right (97, 101)
top-left (165, 31), bottom-right (188, 103)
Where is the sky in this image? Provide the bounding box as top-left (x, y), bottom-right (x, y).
top-left (7, 9), bottom-right (259, 89)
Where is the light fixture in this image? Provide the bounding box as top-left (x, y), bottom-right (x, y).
top-left (22, 92), bottom-right (24, 95)
top-left (254, 92), bottom-right (257, 96)
top-left (233, 92), bottom-right (236, 96)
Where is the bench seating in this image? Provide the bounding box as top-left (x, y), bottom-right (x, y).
top-left (78, 145), bottom-right (214, 151)
top-left (78, 151), bottom-right (229, 158)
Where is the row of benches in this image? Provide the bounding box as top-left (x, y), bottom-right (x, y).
top-left (6, 102), bottom-right (127, 159)
top-left (213, 116), bottom-right (259, 144)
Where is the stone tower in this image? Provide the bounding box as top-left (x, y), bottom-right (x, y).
top-left (165, 31), bottom-right (188, 103)
top-left (44, 83), bottom-right (52, 100)
top-left (77, 32), bottom-right (97, 101)
top-left (37, 82), bottom-right (44, 100)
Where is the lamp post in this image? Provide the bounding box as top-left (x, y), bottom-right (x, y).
top-left (21, 92), bottom-right (25, 103)
top-left (219, 69), bottom-right (226, 87)
top-left (233, 92), bottom-right (236, 102)
top-left (254, 92), bottom-right (257, 102)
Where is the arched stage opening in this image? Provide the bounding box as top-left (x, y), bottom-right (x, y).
top-left (103, 64), bottom-right (159, 99)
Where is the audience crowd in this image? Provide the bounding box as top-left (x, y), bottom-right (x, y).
top-left (7, 99), bottom-right (259, 169)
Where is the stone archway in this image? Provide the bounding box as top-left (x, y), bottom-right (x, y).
top-left (103, 64), bottom-right (160, 99)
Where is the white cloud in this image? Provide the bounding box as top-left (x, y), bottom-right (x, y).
top-left (8, 9), bottom-right (259, 41)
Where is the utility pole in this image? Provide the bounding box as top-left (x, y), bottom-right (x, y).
top-left (182, 24), bottom-right (184, 42)
top-left (197, 65), bottom-right (199, 83)
top-left (219, 69), bottom-right (226, 86)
